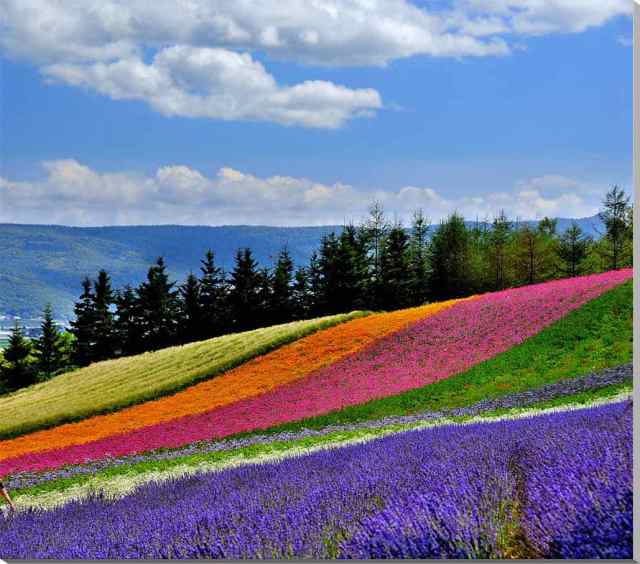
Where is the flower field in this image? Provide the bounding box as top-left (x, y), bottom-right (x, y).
top-left (0, 269), bottom-right (633, 560)
top-left (0, 401), bottom-right (631, 559)
top-left (0, 268), bottom-right (629, 476)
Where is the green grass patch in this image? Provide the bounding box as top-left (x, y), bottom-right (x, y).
top-left (0, 311), bottom-right (369, 440)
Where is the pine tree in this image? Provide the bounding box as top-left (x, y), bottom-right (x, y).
top-left (199, 250), bottom-right (228, 338)
top-left (408, 209), bottom-right (430, 305)
top-left (136, 257), bottom-right (180, 351)
top-left (1, 322), bottom-right (35, 390)
top-left (92, 269), bottom-right (115, 361)
top-left (488, 210), bottom-right (512, 291)
top-left (429, 213), bottom-right (471, 299)
top-left (114, 285), bottom-right (142, 357)
top-left (71, 277), bottom-right (97, 366)
top-left (599, 186), bottom-right (632, 269)
top-left (34, 304), bottom-right (66, 379)
top-left (363, 202), bottom-right (389, 307)
top-left (179, 273), bottom-right (202, 343)
top-left (271, 248), bottom-right (294, 324)
top-left (558, 222), bottom-right (590, 277)
top-left (379, 224), bottom-right (411, 310)
top-left (228, 248), bottom-right (261, 332)
top-left (292, 266), bottom-right (311, 319)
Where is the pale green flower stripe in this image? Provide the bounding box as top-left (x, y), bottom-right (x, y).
top-left (7, 390), bottom-right (631, 514)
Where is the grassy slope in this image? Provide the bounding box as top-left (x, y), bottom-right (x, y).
top-left (244, 280), bottom-right (632, 434)
top-left (0, 312), bottom-right (367, 439)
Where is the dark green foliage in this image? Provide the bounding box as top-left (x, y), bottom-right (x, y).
top-left (1, 322), bottom-right (36, 391)
top-left (228, 249), bottom-right (262, 332)
top-left (70, 277), bottom-right (97, 366)
top-left (114, 285), bottom-right (142, 357)
top-left (179, 274), bottom-right (202, 344)
top-left (599, 186), bottom-right (632, 270)
top-left (429, 213), bottom-right (472, 299)
top-left (198, 250), bottom-right (228, 339)
top-left (92, 270), bottom-right (116, 361)
top-left (34, 304), bottom-right (67, 379)
top-left (270, 248), bottom-right (295, 324)
top-left (379, 225), bottom-right (411, 309)
top-left (136, 258), bottom-right (180, 351)
top-left (558, 222), bottom-right (590, 277)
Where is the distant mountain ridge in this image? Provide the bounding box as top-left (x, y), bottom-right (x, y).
top-left (0, 215), bottom-right (603, 318)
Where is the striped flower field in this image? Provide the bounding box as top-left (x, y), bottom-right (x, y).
top-left (0, 269), bottom-right (633, 559)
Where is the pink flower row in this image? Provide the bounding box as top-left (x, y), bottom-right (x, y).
top-left (2, 269), bottom-right (631, 476)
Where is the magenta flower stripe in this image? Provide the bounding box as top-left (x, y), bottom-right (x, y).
top-left (1, 269), bottom-right (631, 475)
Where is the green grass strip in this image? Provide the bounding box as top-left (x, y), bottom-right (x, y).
top-left (0, 311), bottom-right (369, 440)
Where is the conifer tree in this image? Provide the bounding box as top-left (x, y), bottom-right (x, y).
top-left (179, 273), bottom-right (202, 343)
top-left (136, 257), bottom-right (179, 350)
top-left (271, 248), bottom-right (294, 324)
top-left (599, 186), bottom-right (632, 269)
top-left (379, 224), bottom-right (411, 310)
top-left (429, 213), bottom-right (471, 299)
top-left (1, 322), bottom-right (35, 390)
top-left (228, 248), bottom-right (261, 331)
top-left (199, 250), bottom-right (227, 338)
top-left (71, 277), bottom-right (97, 366)
top-left (558, 222), bottom-right (590, 277)
top-left (488, 210), bottom-right (512, 291)
top-left (92, 269), bottom-right (116, 361)
top-left (292, 266), bottom-right (311, 319)
top-left (34, 304), bottom-right (65, 379)
top-left (408, 209), bottom-right (430, 305)
top-left (114, 285), bottom-right (141, 356)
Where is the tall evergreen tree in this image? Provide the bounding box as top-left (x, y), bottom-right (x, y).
top-left (1, 322), bottom-right (35, 390)
top-left (199, 250), bottom-right (227, 338)
top-left (228, 248), bottom-right (261, 332)
top-left (136, 257), bottom-right (179, 350)
top-left (71, 277), bottom-right (97, 366)
top-left (292, 266), bottom-right (311, 320)
top-left (408, 209), bottom-right (430, 306)
top-left (363, 202), bottom-right (389, 306)
top-left (429, 213), bottom-right (471, 299)
top-left (488, 210), bottom-right (512, 290)
top-left (114, 285), bottom-right (141, 357)
top-left (179, 273), bottom-right (202, 343)
top-left (34, 304), bottom-right (66, 379)
top-left (271, 248), bottom-right (295, 324)
top-left (558, 222), bottom-right (590, 277)
top-left (92, 269), bottom-right (116, 361)
top-left (599, 186), bottom-right (632, 269)
top-left (379, 224), bottom-right (411, 310)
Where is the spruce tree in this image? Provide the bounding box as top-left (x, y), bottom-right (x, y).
top-left (408, 209), bottom-right (430, 306)
top-left (292, 266), bottom-right (311, 319)
top-left (1, 322), bottom-right (35, 390)
top-left (379, 224), bottom-right (411, 310)
top-left (228, 248), bottom-right (261, 332)
top-left (271, 248), bottom-right (294, 324)
top-left (558, 222), bottom-right (590, 277)
top-left (429, 213), bottom-right (471, 299)
top-left (199, 250), bottom-right (227, 338)
top-left (136, 257), bottom-right (180, 350)
top-left (71, 277), bottom-right (97, 366)
top-left (488, 210), bottom-right (512, 291)
top-left (179, 273), bottom-right (202, 343)
top-left (114, 285), bottom-right (142, 357)
top-left (93, 270), bottom-right (115, 361)
top-left (599, 186), bottom-right (632, 269)
top-left (34, 304), bottom-right (65, 379)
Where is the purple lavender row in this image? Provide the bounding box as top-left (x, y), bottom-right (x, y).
top-left (7, 362), bottom-right (631, 492)
top-left (0, 401), bottom-right (631, 559)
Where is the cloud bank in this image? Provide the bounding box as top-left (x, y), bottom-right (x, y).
top-left (0, 1), bottom-right (630, 128)
top-left (0, 160), bottom-right (605, 227)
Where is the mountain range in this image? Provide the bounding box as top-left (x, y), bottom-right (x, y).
top-left (0, 215), bottom-right (604, 318)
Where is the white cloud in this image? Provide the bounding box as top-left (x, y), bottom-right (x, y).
top-left (1, 1), bottom-right (629, 127)
top-left (0, 161), bottom-right (604, 227)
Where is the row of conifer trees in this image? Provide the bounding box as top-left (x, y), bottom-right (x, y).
top-left (0, 186), bottom-right (633, 392)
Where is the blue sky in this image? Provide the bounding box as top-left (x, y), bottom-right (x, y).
top-left (0, 1), bottom-right (633, 226)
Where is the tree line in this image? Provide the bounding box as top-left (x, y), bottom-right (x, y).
top-left (0, 186), bottom-right (632, 393)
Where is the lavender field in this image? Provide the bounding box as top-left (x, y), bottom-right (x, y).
top-left (0, 401), bottom-right (631, 560)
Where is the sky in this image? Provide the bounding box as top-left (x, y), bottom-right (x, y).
top-left (0, 0), bottom-right (633, 227)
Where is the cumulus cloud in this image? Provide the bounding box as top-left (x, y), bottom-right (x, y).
top-left (0, 1), bottom-right (629, 127)
top-left (0, 160), bottom-right (603, 227)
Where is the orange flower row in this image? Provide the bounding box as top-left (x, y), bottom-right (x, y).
top-left (0, 299), bottom-right (464, 462)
